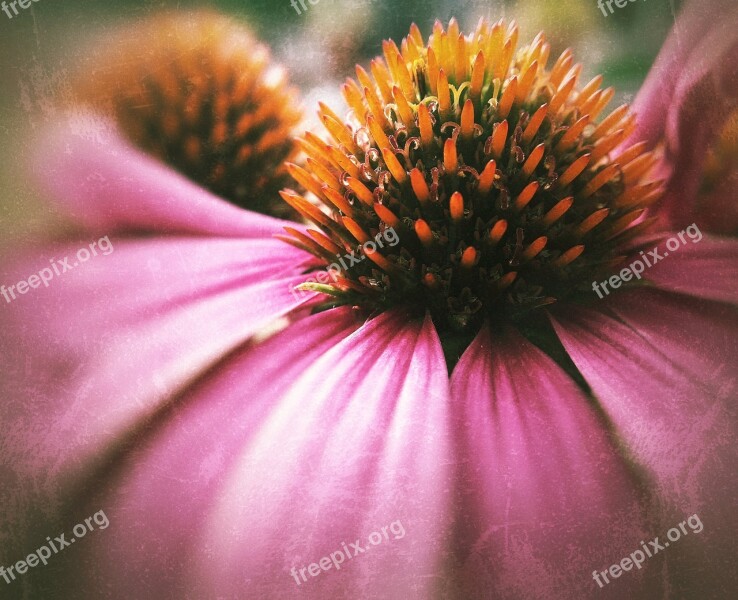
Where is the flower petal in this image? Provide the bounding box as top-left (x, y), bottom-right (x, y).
top-left (2, 307), bottom-right (361, 595)
top-left (0, 236), bottom-right (315, 490)
top-left (550, 288), bottom-right (738, 597)
top-left (630, 0), bottom-right (738, 230)
top-left (644, 234), bottom-right (738, 304)
top-left (447, 325), bottom-right (662, 599)
top-left (692, 169), bottom-right (738, 235)
top-left (26, 309), bottom-right (452, 598)
top-left (32, 115), bottom-right (296, 237)
top-left (195, 310), bottom-right (452, 598)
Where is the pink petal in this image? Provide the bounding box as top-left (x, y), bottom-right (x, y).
top-left (32, 310), bottom-right (452, 598)
top-left (448, 325), bottom-right (663, 599)
top-left (31, 115), bottom-right (296, 237)
top-left (691, 170), bottom-right (738, 235)
top-left (550, 289), bottom-right (738, 597)
top-left (0, 236), bottom-right (316, 490)
top-left (643, 233), bottom-right (738, 304)
top-left (630, 0), bottom-right (738, 231)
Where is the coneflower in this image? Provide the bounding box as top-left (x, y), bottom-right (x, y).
top-left (78, 11), bottom-right (302, 216)
top-left (3, 4), bottom-right (738, 599)
top-left (283, 18), bottom-right (661, 357)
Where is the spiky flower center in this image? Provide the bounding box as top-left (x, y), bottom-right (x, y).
top-left (79, 12), bottom-right (301, 217)
top-left (283, 19), bottom-right (662, 335)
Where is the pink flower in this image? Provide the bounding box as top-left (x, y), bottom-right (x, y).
top-left (1, 4), bottom-right (737, 599)
top-left (632, 0), bottom-right (738, 234)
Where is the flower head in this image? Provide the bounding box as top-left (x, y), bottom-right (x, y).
top-left (284, 18), bottom-right (661, 338)
top-left (2, 4), bottom-right (738, 600)
top-left (78, 11), bottom-right (302, 216)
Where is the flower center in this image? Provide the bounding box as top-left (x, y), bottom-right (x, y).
top-left (78, 12), bottom-right (302, 217)
top-left (283, 18), bottom-right (662, 336)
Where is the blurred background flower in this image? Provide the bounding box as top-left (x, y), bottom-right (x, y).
top-left (74, 11), bottom-right (302, 216)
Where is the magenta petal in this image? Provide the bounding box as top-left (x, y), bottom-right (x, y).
top-left (32, 116), bottom-right (297, 236)
top-left (195, 311), bottom-right (452, 598)
top-left (1, 236), bottom-right (315, 488)
top-left (41, 310), bottom-right (451, 598)
top-left (551, 289), bottom-right (738, 596)
top-left (630, 0), bottom-right (738, 230)
top-left (643, 234), bottom-right (738, 303)
top-left (692, 171), bottom-right (738, 235)
top-left (4, 307), bottom-right (360, 596)
top-left (448, 326), bottom-right (661, 599)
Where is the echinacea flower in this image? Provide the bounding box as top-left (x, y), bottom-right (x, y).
top-left (1, 4), bottom-right (737, 600)
top-left (282, 17), bottom-right (660, 352)
top-left (77, 11), bottom-right (302, 216)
